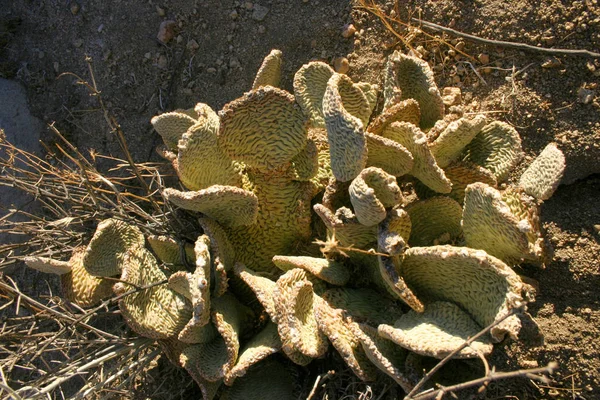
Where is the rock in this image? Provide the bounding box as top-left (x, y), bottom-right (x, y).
top-left (156, 5), bottom-right (166, 17)
top-left (332, 57), bottom-right (349, 74)
top-left (157, 20), bottom-right (177, 44)
top-left (252, 4), bottom-right (269, 21)
top-left (577, 87), bottom-right (594, 104)
top-left (157, 54), bottom-right (168, 69)
top-left (258, 25), bottom-right (266, 34)
top-left (541, 57), bottom-right (561, 68)
top-left (342, 23), bottom-right (356, 38)
top-left (229, 58), bottom-right (240, 68)
top-left (73, 38), bottom-right (83, 48)
top-left (70, 2), bottom-right (80, 15)
top-left (187, 39), bottom-right (199, 51)
top-left (442, 87), bottom-right (462, 106)
top-left (206, 67), bottom-right (217, 73)
top-left (478, 53), bottom-right (490, 64)
top-left (0, 78), bottom-right (43, 258)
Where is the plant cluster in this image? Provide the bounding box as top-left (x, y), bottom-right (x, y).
top-left (17, 49), bottom-right (565, 399)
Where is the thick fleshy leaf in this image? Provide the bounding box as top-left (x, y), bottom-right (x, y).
top-left (218, 86), bottom-right (307, 172)
top-left (323, 73), bottom-right (367, 182)
top-left (151, 110), bottom-right (197, 150)
top-left (349, 167), bottom-right (403, 227)
top-left (168, 235), bottom-right (212, 327)
top-left (113, 246), bottom-right (192, 339)
top-left (518, 142), bottom-right (565, 200)
top-left (164, 185), bottom-right (258, 227)
top-left (462, 183), bottom-right (542, 264)
top-left (24, 256), bottom-right (71, 275)
top-left (379, 301), bottom-right (493, 359)
top-left (384, 51), bottom-right (444, 129)
top-left (293, 61), bottom-right (335, 128)
top-left (401, 245), bottom-right (526, 341)
top-left (463, 121), bottom-right (523, 182)
top-left (273, 269), bottom-right (328, 363)
top-left (83, 218), bottom-right (144, 277)
top-left (252, 49), bottom-right (283, 89)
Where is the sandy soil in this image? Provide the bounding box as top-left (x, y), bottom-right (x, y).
top-left (1, 0), bottom-right (599, 398)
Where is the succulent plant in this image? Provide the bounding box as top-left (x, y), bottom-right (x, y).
top-left (24, 49), bottom-right (565, 398)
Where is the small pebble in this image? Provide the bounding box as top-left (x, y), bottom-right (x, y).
top-left (73, 39), bottom-right (84, 48)
top-left (53, 62), bottom-right (59, 73)
top-left (187, 39), bottom-right (199, 51)
top-left (577, 87), bottom-right (594, 104)
top-left (176, 35), bottom-right (183, 44)
top-left (157, 54), bottom-right (168, 69)
top-left (244, 2), bottom-right (253, 10)
top-left (206, 67), bottom-right (217, 73)
top-left (342, 23), bottom-right (356, 38)
top-left (70, 2), bottom-right (80, 15)
top-left (157, 20), bottom-right (177, 44)
top-left (258, 25), bottom-right (266, 34)
top-left (541, 57), bottom-right (561, 68)
top-left (229, 58), bottom-right (240, 68)
top-left (252, 4), bottom-right (269, 21)
top-left (144, 52), bottom-right (152, 59)
top-left (333, 57), bottom-right (349, 74)
top-left (478, 53), bottom-right (490, 64)
top-left (593, 224), bottom-right (600, 234)
top-left (97, 24), bottom-right (104, 33)
top-left (229, 10), bottom-right (238, 20)
top-left (564, 21), bottom-right (575, 31)
top-left (156, 6), bottom-right (166, 17)
top-left (38, 51), bottom-right (45, 59)
top-left (455, 41), bottom-right (465, 51)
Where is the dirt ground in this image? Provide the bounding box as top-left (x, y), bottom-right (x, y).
top-left (1, 0), bottom-right (599, 398)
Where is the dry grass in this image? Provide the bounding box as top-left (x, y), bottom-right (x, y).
top-left (0, 127), bottom-right (195, 398)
